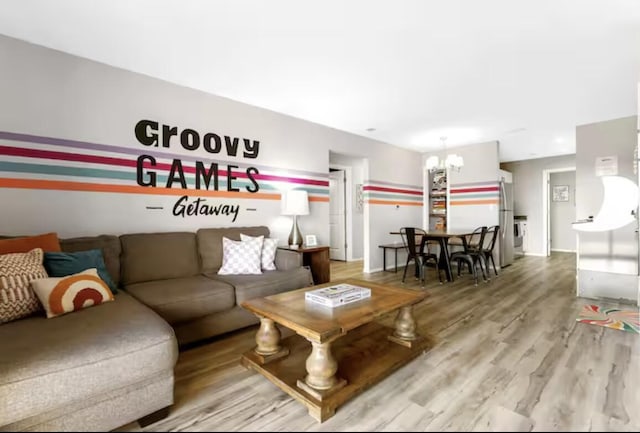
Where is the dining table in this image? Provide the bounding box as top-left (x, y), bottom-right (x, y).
top-left (390, 228), bottom-right (478, 282)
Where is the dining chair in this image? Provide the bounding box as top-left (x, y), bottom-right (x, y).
top-left (399, 227), bottom-right (442, 286)
top-left (481, 225), bottom-right (500, 277)
top-left (449, 226), bottom-right (487, 286)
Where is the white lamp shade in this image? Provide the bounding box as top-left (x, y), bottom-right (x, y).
top-left (281, 190), bottom-right (310, 216)
top-left (426, 155), bottom-right (440, 171)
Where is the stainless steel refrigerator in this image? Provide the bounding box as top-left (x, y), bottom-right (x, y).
top-left (499, 176), bottom-right (514, 267)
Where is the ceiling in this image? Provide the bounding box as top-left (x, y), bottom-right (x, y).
top-left (0, 0), bottom-right (638, 162)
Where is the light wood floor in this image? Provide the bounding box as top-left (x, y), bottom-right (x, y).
top-left (119, 253), bottom-right (639, 432)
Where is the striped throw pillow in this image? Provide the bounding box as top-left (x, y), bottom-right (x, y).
top-left (0, 248), bottom-right (47, 324)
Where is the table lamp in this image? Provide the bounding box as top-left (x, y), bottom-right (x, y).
top-left (281, 190), bottom-right (310, 248)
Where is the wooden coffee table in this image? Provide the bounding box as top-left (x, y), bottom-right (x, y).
top-left (240, 278), bottom-right (430, 422)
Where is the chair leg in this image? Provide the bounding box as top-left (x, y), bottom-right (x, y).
top-left (471, 258), bottom-right (478, 286)
top-left (401, 256), bottom-right (411, 283)
top-left (478, 256), bottom-right (488, 282)
top-left (490, 255), bottom-right (498, 276)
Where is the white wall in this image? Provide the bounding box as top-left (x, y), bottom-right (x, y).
top-left (549, 171), bottom-right (576, 252)
top-left (501, 155), bottom-right (576, 255)
top-left (0, 35), bottom-right (423, 272)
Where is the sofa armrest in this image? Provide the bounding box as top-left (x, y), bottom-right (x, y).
top-left (275, 249), bottom-right (302, 270)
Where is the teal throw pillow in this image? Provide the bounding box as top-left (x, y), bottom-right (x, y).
top-left (43, 249), bottom-right (118, 293)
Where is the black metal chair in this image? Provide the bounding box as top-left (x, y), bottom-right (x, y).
top-left (449, 226), bottom-right (488, 286)
top-left (400, 227), bottom-right (442, 286)
top-left (481, 225), bottom-right (500, 277)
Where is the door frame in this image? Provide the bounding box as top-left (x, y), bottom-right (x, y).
top-left (542, 166), bottom-right (576, 257)
top-left (329, 164), bottom-right (352, 261)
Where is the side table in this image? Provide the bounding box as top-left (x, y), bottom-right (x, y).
top-left (278, 245), bottom-right (330, 284)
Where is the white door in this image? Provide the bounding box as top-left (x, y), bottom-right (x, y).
top-left (329, 169), bottom-right (347, 260)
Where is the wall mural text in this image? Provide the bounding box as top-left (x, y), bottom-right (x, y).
top-left (135, 119), bottom-right (260, 221)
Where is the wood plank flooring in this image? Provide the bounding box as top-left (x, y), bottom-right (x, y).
top-left (118, 253), bottom-right (639, 432)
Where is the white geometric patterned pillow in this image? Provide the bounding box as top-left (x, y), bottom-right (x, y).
top-left (217, 236), bottom-right (263, 275)
top-left (240, 234), bottom-right (278, 271)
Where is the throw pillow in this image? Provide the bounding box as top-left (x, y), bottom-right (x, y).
top-left (240, 233), bottom-right (278, 271)
top-left (217, 236), bottom-right (263, 275)
top-left (0, 232), bottom-right (61, 255)
top-left (43, 249), bottom-right (118, 293)
top-left (0, 248), bottom-right (47, 324)
top-left (30, 268), bottom-right (115, 318)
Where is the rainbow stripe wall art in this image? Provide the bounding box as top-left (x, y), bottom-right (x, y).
top-left (0, 131), bottom-right (330, 203)
top-left (450, 181), bottom-right (500, 206)
top-left (363, 180), bottom-right (423, 207)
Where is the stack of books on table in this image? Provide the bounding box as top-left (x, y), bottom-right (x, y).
top-left (305, 283), bottom-right (371, 308)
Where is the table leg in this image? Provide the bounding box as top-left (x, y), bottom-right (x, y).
top-left (254, 316), bottom-right (289, 363)
top-left (394, 248), bottom-right (398, 273)
top-left (383, 247), bottom-right (387, 272)
top-left (296, 338), bottom-right (346, 401)
top-left (438, 238), bottom-right (453, 282)
top-left (388, 305), bottom-right (421, 348)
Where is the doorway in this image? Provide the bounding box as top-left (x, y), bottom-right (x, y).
top-left (329, 151), bottom-right (366, 263)
top-left (329, 168), bottom-right (347, 261)
top-left (542, 167), bottom-right (576, 256)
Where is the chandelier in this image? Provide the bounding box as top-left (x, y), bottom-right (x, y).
top-left (425, 136), bottom-right (464, 172)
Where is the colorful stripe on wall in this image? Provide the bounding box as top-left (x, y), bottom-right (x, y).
top-left (0, 131), bottom-right (329, 202)
top-left (363, 180), bottom-right (423, 207)
top-left (449, 181), bottom-right (500, 206)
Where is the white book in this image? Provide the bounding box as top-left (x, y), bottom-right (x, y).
top-left (305, 283), bottom-right (371, 308)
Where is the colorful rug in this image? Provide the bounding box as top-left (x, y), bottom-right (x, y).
top-left (577, 304), bottom-right (639, 334)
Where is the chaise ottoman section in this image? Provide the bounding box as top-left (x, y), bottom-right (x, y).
top-left (0, 292), bottom-right (178, 432)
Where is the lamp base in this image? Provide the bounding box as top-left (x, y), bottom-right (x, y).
top-left (288, 215), bottom-right (303, 248)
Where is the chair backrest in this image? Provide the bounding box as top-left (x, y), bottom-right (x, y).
top-left (483, 225), bottom-right (500, 252)
top-left (399, 227), bottom-right (426, 256)
top-left (467, 226), bottom-right (487, 252)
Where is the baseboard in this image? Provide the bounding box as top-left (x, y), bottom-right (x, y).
top-left (551, 248), bottom-right (576, 253)
top-left (524, 252), bottom-right (547, 257)
top-left (366, 267), bottom-right (384, 274)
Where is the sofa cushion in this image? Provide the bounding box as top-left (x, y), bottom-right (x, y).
top-left (0, 291), bottom-right (178, 427)
top-left (209, 267), bottom-right (313, 304)
top-left (125, 276), bottom-right (235, 325)
top-left (120, 232), bottom-right (200, 285)
top-left (197, 226), bottom-right (270, 274)
top-left (60, 235), bottom-right (122, 288)
top-left (0, 232), bottom-right (61, 255)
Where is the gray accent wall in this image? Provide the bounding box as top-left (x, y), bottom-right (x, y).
top-left (501, 154), bottom-right (576, 256)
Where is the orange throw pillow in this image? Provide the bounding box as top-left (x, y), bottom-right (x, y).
top-left (30, 268), bottom-right (115, 318)
top-left (0, 233), bottom-right (62, 255)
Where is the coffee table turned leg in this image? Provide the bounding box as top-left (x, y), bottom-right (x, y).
top-left (296, 339), bottom-right (346, 402)
top-left (388, 305), bottom-right (422, 348)
top-left (254, 317), bottom-right (289, 364)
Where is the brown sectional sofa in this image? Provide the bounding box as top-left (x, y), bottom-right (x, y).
top-left (0, 226), bottom-right (313, 431)
top-left (120, 226), bottom-right (313, 345)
